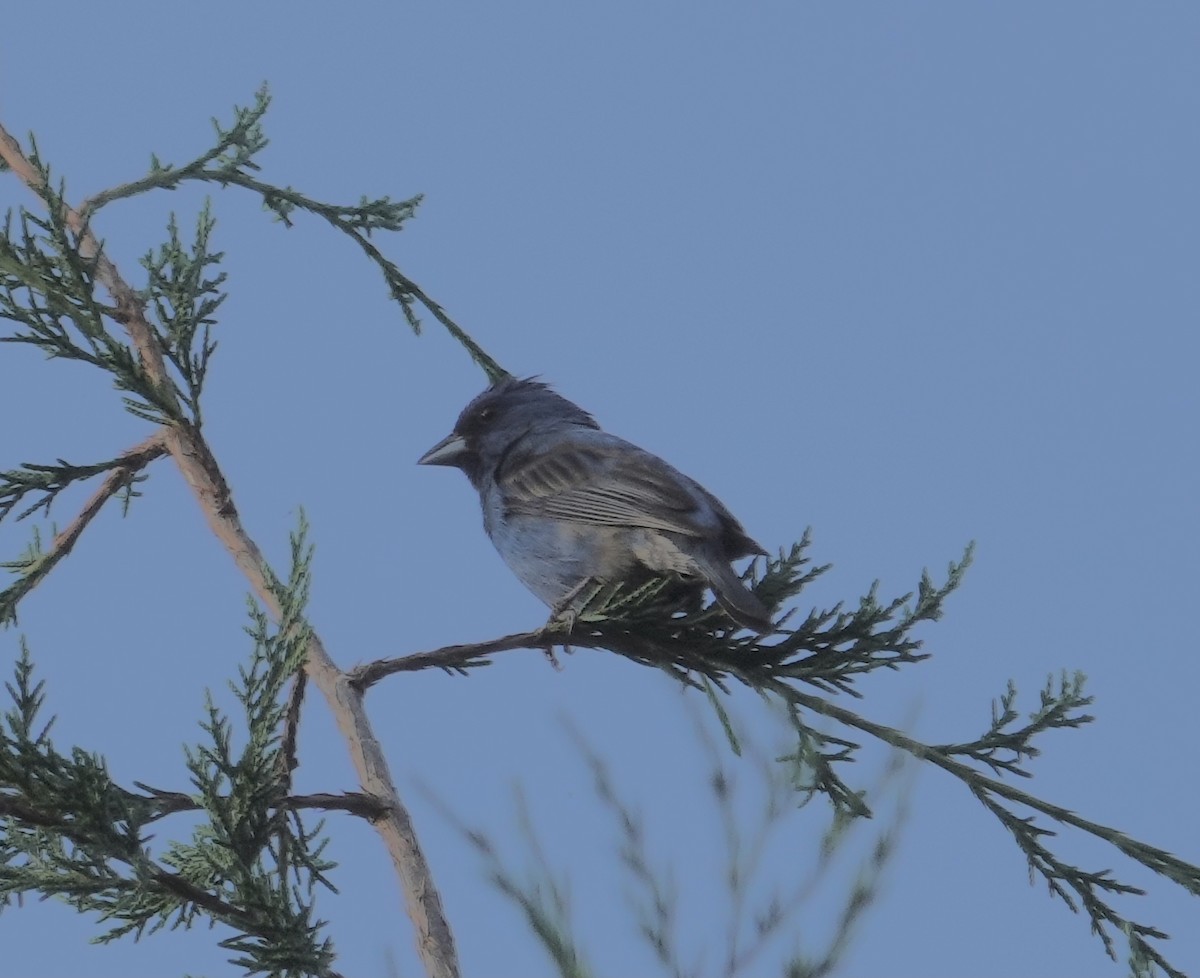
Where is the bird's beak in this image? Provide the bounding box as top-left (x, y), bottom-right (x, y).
top-left (417, 432), bottom-right (469, 467)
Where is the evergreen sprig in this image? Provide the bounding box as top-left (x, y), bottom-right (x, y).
top-left (559, 540), bottom-right (971, 821)
top-left (1, 455), bottom-right (145, 524)
top-left (79, 89), bottom-right (274, 218)
top-left (769, 674), bottom-right (1198, 978)
top-left (1, 189), bottom-right (111, 367)
top-left (935, 672), bottom-right (1094, 778)
top-left (167, 513), bottom-right (336, 976)
top-left (0, 527), bottom-right (49, 626)
top-left (0, 435), bottom-right (166, 626)
top-left (908, 668), bottom-right (1189, 976)
top-left (553, 536), bottom-right (968, 702)
top-left (0, 171), bottom-right (183, 426)
top-left (974, 785), bottom-right (1179, 978)
top-left (79, 85), bottom-right (503, 381)
top-left (0, 518), bottom-right (338, 977)
top-left (140, 204), bottom-right (225, 426)
top-left (0, 643), bottom-right (203, 930)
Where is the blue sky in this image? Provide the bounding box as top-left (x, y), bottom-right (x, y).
top-left (2, 4), bottom-right (1198, 976)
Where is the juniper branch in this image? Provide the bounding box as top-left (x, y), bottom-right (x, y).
top-left (0, 109), bottom-right (459, 978)
top-left (0, 790), bottom-right (390, 825)
top-left (0, 433), bottom-right (166, 523)
top-left (351, 535), bottom-right (938, 692)
top-left (767, 678), bottom-right (1198, 976)
top-left (82, 86), bottom-right (503, 382)
top-left (0, 180), bottom-right (184, 425)
top-left (140, 205), bottom-right (225, 426)
top-left (197, 158), bottom-right (504, 380)
top-left (933, 673), bottom-right (1094, 779)
top-left (0, 646), bottom-right (335, 975)
top-left (357, 544), bottom-right (1198, 975)
top-left (5, 87), bottom-right (1189, 977)
top-left (0, 431), bottom-right (168, 624)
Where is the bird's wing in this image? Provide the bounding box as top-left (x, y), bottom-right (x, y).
top-left (499, 439), bottom-right (709, 538)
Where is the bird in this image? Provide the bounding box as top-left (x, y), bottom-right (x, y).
top-left (418, 376), bottom-right (774, 633)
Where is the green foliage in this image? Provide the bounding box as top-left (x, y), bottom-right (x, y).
top-left (0, 439), bottom-right (164, 626)
top-left (80, 85), bottom-right (504, 382)
top-left (542, 536), bottom-right (971, 820)
top-left (140, 204), bottom-right (224, 427)
top-left (936, 671), bottom-right (1094, 779)
top-left (361, 525), bottom-right (1197, 976)
top-left (1, 179), bottom-right (115, 367)
top-left (2, 86), bottom-right (1196, 978)
top-left (561, 533), bottom-right (969, 698)
top-left (0, 176), bottom-right (181, 426)
top-left (1, 456), bottom-right (143, 525)
top-left (0, 85), bottom-right (500, 629)
top-left (0, 527), bottom-right (47, 625)
top-left (0, 518), bottom-right (337, 977)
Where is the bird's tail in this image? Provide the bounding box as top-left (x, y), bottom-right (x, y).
top-left (696, 554), bottom-right (773, 633)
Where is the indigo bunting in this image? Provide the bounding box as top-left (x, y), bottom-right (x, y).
top-left (418, 377), bottom-right (773, 632)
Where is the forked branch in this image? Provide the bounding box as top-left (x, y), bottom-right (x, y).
top-left (0, 121), bottom-right (459, 978)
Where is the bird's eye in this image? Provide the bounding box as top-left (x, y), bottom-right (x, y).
top-left (458, 403), bottom-right (496, 437)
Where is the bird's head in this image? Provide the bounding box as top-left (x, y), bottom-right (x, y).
top-left (418, 376), bottom-right (598, 487)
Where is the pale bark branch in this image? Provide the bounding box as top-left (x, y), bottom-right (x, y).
top-left (0, 123), bottom-right (459, 978)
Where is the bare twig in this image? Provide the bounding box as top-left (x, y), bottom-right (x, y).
top-left (0, 124), bottom-right (458, 978)
top-left (351, 630), bottom-right (548, 689)
top-left (352, 622), bottom-right (763, 692)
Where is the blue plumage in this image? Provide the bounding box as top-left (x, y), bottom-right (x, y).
top-left (419, 377), bottom-right (772, 631)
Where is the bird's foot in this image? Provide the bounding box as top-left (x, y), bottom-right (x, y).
top-left (540, 642), bottom-right (564, 670)
top-left (545, 604), bottom-right (578, 651)
top-left (549, 577), bottom-right (607, 628)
